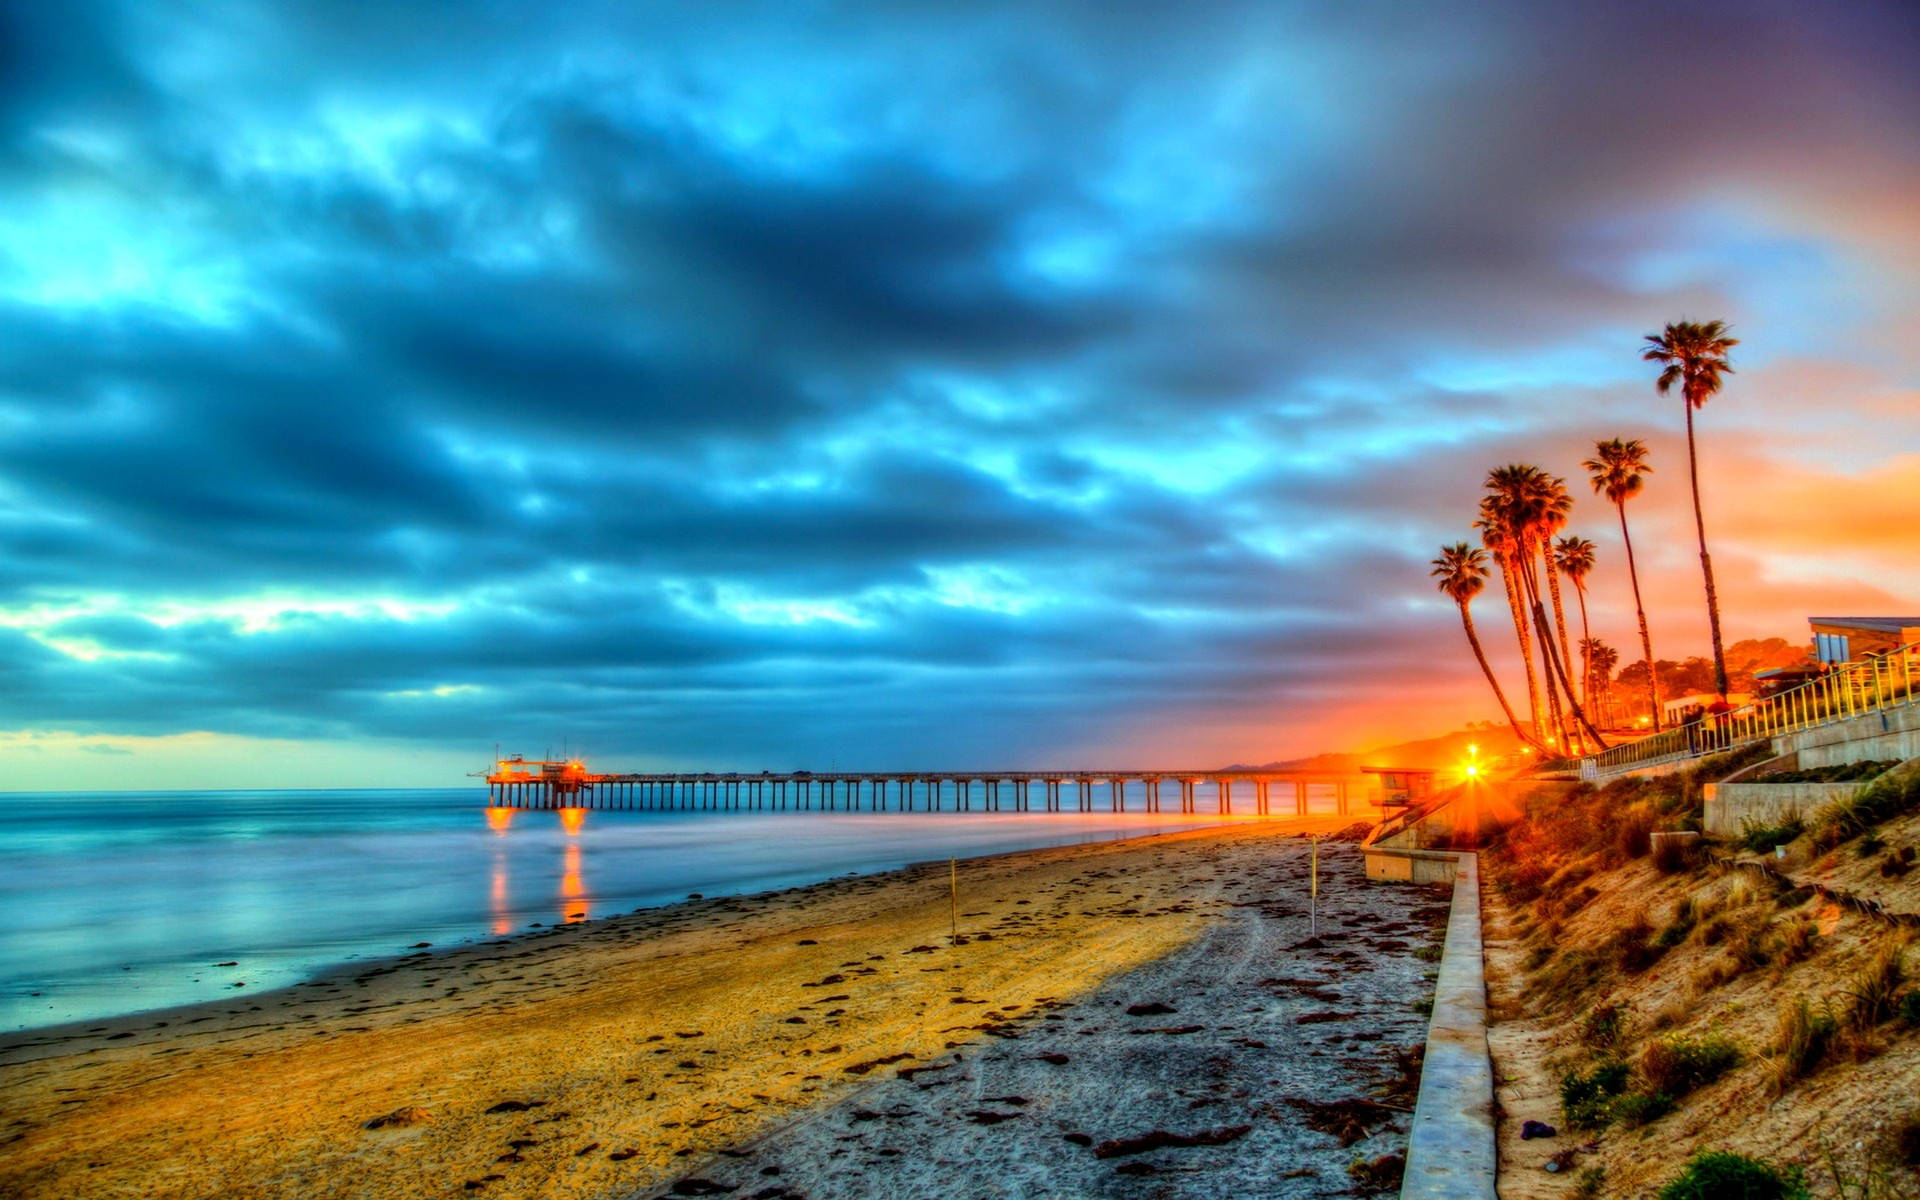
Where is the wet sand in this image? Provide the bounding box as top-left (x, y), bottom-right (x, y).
top-left (0, 819), bottom-right (1445, 1200)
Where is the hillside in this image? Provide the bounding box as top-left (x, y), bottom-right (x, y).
top-left (1480, 755), bottom-right (1920, 1198)
top-left (1230, 725), bottom-right (1530, 774)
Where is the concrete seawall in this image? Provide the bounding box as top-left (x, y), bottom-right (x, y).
top-left (1401, 852), bottom-right (1496, 1200)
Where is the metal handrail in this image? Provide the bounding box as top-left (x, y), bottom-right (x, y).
top-left (1575, 642), bottom-right (1919, 779)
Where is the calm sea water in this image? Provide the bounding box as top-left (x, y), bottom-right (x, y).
top-left (0, 788), bottom-right (1240, 1032)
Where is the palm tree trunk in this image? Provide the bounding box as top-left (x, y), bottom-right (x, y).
top-left (1616, 500), bottom-right (1660, 731)
top-left (1518, 550), bottom-right (1609, 750)
top-left (1685, 394), bottom-right (1731, 700)
top-left (1498, 554), bottom-right (1543, 742)
top-left (1542, 547), bottom-right (1582, 753)
top-left (1458, 603), bottom-right (1542, 751)
top-left (1573, 584), bottom-right (1591, 708)
top-left (1546, 555), bottom-right (1575, 693)
top-left (1516, 541), bottom-right (1569, 749)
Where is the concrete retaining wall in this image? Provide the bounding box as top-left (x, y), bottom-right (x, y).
top-left (1702, 780), bottom-right (1865, 836)
top-left (1401, 852), bottom-right (1495, 1200)
top-left (1364, 846), bottom-right (1464, 884)
top-left (1778, 703), bottom-right (1920, 768)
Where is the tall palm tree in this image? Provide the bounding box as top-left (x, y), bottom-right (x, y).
top-left (1484, 469), bottom-right (1567, 748)
top-left (1584, 438), bottom-right (1659, 729)
top-left (1431, 543), bottom-right (1542, 750)
top-left (1555, 535), bottom-right (1597, 704)
top-left (1644, 319), bottom-right (1738, 700)
top-left (1482, 465), bottom-right (1607, 750)
top-left (1535, 476), bottom-right (1579, 750)
top-left (1476, 498), bottom-right (1544, 744)
top-left (1582, 638), bottom-right (1619, 727)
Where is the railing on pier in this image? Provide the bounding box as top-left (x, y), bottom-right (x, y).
top-left (1570, 642), bottom-right (1919, 781)
top-left (482, 766), bottom-right (1383, 818)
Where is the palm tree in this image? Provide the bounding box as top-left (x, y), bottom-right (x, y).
top-left (1477, 497), bottom-right (1544, 744)
top-left (1535, 476), bottom-right (1579, 749)
top-left (1644, 319), bottom-right (1738, 700)
top-left (1581, 638), bottom-right (1619, 726)
top-left (1555, 535), bottom-right (1597, 704)
top-left (1431, 543), bottom-right (1542, 750)
top-left (1584, 438), bottom-right (1659, 729)
top-left (1482, 465), bottom-right (1607, 750)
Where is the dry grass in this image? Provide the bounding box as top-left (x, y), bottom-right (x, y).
top-left (1848, 937), bottom-right (1910, 1027)
top-left (1482, 751), bottom-right (1920, 1200)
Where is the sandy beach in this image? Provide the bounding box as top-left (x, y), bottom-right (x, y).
top-left (0, 819), bottom-right (1446, 1200)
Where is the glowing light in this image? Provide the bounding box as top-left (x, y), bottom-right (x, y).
top-left (485, 806), bottom-right (513, 833)
top-left (490, 853), bottom-right (511, 936)
top-left (561, 842), bottom-right (587, 923)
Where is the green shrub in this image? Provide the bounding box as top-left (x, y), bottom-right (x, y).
top-left (1574, 1166), bottom-right (1606, 1199)
top-left (1639, 1031), bottom-right (1741, 1096)
top-left (1739, 817), bottom-right (1804, 852)
top-left (1899, 990), bottom-right (1920, 1028)
top-left (1658, 1152), bottom-right (1804, 1198)
top-left (1613, 1090), bottom-right (1675, 1126)
top-left (1560, 1060), bottom-right (1629, 1129)
top-left (1658, 1151), bottom-right (1809, 1200)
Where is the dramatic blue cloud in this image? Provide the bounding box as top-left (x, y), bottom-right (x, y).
top-left (1, 0), bottom-right (1916, 784)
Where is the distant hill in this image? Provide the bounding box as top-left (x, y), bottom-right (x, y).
top-left (1223, 724), bottom-right (1530, 773)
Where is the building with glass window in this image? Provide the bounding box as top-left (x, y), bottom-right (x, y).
top-left (1809, 616), bottom-right (1920, 664)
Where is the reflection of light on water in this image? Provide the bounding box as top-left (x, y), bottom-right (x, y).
top-left (490, 851), bottom-right (511, 935)
top-left (485, 807), bottom-right (514, 833)
top-left (561, 842), bottom-right (587, 923)
top-left (558, 807), bottom-right (587, 836)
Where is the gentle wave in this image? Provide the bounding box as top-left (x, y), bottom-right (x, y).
top-left (0, 788), bottom-right (1241, 1031)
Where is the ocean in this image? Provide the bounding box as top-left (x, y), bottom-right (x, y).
top-left (0, 788), bottom-right (1242, 1032)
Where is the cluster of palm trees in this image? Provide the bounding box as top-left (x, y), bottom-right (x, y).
top-left (1431, 320), bottom-right (1739, 756)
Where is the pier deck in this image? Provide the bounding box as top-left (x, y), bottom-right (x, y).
top-left (484, 760), bottom-right (1380, 816)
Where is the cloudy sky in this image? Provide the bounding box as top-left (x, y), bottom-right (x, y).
top-left (3, 1), bottom-right (1916, 788)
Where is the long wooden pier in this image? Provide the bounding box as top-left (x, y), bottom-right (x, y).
top-left (484, 759), bottom-right (1383, 817)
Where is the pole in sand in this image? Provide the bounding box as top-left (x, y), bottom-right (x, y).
top-left (1310, 835), bottom-right (1319, 937)
top-left (949, 858), bottom-right (959, 946)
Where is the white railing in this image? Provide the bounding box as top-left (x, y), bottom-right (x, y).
top-left (1575, 643), bottom-right (1920, 779)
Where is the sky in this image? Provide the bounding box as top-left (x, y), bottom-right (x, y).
top-left (2, 1), bottom-right (1917, 789)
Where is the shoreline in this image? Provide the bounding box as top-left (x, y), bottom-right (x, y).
top-left (1, 813), bottom-right (1257, 1045)
top-left (0, 817), bottom-right (1434, 1200)
top-left (1, 802), bottom-right (1256, 1036)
